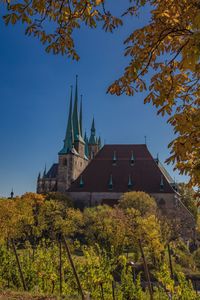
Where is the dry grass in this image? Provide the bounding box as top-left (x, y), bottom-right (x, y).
top-left (0, 290), bottom-right (57, 300)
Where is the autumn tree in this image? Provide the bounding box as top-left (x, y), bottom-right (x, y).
top-left (83, 205), bottom-right (129, 255)
top-left (118, 191), bottom-right (157, 216)
top-left (178, 183), bottom-right (198, 220)
top-left (1, 0), bottom-right (200, 189)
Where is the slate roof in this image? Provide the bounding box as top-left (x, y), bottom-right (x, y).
top-left (68, 144), bottom-right (175, 194)
top-left (45, 163), bottom-right (58, 179)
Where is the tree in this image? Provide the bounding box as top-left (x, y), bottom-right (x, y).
top-left (118, 191), bottom-right (157, 217)
top-left (1, 0), bottom-right (200, 188)
top-left (178, 183), bottom-right (198, 220)
top-left (83, 205), bottom-right (129, 255)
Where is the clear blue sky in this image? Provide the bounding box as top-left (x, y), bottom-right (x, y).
top-left (0, 2), bottom-right (187, 197)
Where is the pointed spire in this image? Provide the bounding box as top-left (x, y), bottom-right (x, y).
top-left (10, 188), bottom-right (14, 199)
top-left (84, 131), bottom-right (87, 142)
top-left (38, 172), bottom-right (41, 181)
top-left (91, 117), bottom-right (95, 132)
top-left (108, 174), bottom-right (113, 190)
top-left (79, 95), bottom-right (83, 137)
top-left (89, 117), bottom-right (97, 144)
top-left (73, 75), bottom-right (81, 142)
top-left (59, 86), bottom-right (74, 154)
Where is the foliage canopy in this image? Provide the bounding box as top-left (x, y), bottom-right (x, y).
top-left (1, 0), bottom-right (200, 189)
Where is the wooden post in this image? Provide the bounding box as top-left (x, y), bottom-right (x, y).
top-left (112, 281), bottom-right (116, 300)
top-left (100, 282), bottom-right (104, 300)
top-left (11, 239), bottom-right (27, 291)
top-left (59, 239), bottom-right (62, 296)
top-left (138, 239), bottom-right (153, 300)
top-left (167, 244), bottom-right (173, 279)
top-left (62, 235), bottom-right (85, 300)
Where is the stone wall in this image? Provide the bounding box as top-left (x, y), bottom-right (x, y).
top-left (152, 193), bottom-right (196, 240)
top-left (37, 178), bottom-right (57, 193)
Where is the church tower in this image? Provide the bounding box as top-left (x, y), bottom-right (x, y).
top-left (88, 118), bottom-right (100, 159)
top-left (57, 76), bottom-right (88, 192)
top-left (36, 77), bottom-right (102, 194)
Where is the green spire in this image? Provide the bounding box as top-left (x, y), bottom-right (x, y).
top-left (89, 117), bottom-right (97, 144)
top-left (80, 95), bottom-right (83, 137)
top-left (73, 75), bottom-right (82, 142)
top-left (59, 86), bottom-right (74, 154)
top-left (91, 117), bottom-right (95, 132)
top-left (84, 132), bottom-right (89, 158)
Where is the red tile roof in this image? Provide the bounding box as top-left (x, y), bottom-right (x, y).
top-left (68, 144), bottom-right (175, 194)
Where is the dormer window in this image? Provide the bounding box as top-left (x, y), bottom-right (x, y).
top-left (128, 175), bottom-right (133, 190)
top-left (108, 174), bottom-right (113, 190)
top-left (79, 176), bottom-right (84, 188)
top-left (112, 151), bottom-right (117, 166)
top-left (160, 176), bottom-right (164, 192)
top-left (130, 151), bottom-right (135, 166)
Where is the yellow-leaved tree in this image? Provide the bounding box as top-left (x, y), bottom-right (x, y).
top-left (1, 0), bottom-right (200, 189)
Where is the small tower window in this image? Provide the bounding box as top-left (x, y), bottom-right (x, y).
top-left (130, 151), bottom-right (135, 166)
top-left (112, 151), bottom-right (117, 166)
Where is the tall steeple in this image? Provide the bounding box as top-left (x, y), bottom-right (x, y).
top-left (80, 95), bottom-right (83, 137)
top-left (59, 86), bottom-right (74, 154)
top-left (89, 117), bottom-right (97, 144)
top-left (73, 75), bottom-right (82, 142)
top-left (10, 188), bottom-right (14, 199)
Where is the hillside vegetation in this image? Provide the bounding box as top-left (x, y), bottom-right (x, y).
top-left (0, 191), bottom-right (199, 299)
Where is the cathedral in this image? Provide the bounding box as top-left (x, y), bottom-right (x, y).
top-left (37, 77), bottom-right (195, 238)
